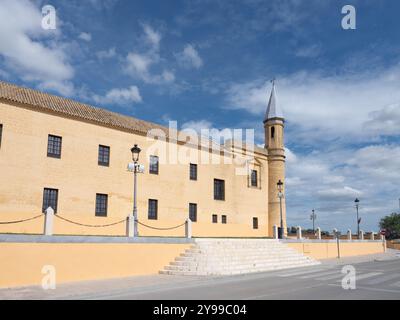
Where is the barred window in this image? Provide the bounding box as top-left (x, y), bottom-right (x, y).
top-left (47, 134), bottom-right (62, 158)
top-left (149, 156), bottom-right (159, 174)
top-left (253, 217), bottom-right (258, 229)
top-left (148, 199), bottom-right (158, 220)
top-left (189, 203), bottom-right (197, 222)
top-left (221, 215), bottom-right (227, 224)
top-left (214, 179), bottom-right (225, 200)
top-left (98, 145), bottom-right (110, 166)
top-left (42, 188), bottom-right (58, 213)
top-left (212, 214), bottom-right (218, 223)
top-left (190, 163), bottom-right (197, 181)
top-left (95, 194), bottom-right (108, 217)
top-left (0, 124), bottom-right (3, 149)
top-left (251, 170), bottom-right (258, 187)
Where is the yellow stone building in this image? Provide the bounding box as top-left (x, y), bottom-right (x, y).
top-left (0, 80), bottom-right (286, 237)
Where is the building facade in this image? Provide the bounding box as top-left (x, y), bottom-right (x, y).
top-left (0, 80), bottom-right (286, 237)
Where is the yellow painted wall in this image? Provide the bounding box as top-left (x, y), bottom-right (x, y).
top-left (287, 241), bottom-right (385, 260)
top-left (0, 101), bottom-right (272, 237)
top-left (0, 242), bottom-right (191, 288)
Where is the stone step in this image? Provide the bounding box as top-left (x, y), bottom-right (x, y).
top-left (172, 257), bottom-right (312, 266)
top-left (175, 254), bottom-right (309, 263)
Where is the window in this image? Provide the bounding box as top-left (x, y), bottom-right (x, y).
top-left (148, 199), bottom-right (158, 220)
top-left (47, 134), bottom-right (62, 158)
top-left (214, 179), bottom-right (225, 200)
top-left (251, 170), bottom-right (258, 187)
top-left (189, 203), bottom-right (197, 222)
top-left (221, 215), bottom-right (227, 224)
top-left (212, 214), bottom-right (218, 223)
top-left (253, 217), bottom-right (259, 229)
top-left (271, 126), bottom-right (275, 139)
top-left (98, 145), bottom-right (110, 166)
top-left (0, 124), bottom-right (3, 149)
top-left (190, 163), bottom-right (197, 181)
top-left (95, 194), bottom-right (108, 217)
top-left (42, 188), bottom-right (58, 213)
top-left (149, 156), bottom-right (159, 174)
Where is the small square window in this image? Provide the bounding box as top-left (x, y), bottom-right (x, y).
top-left (98, 145), bottom-right (110, 166)
top-left (42, 188), bottom-right (58, 213)
top-left (149, 156), bottom-right (159, 174)
top-left (251, 170), bottom-right (258, 187)
top-left (212, 214), bottom-right (218, 223)
top-left (189, 203), bottom-right (197, 222)
top-left (214, 179), bottom-right (225, 200)
top-left (253, 217), bottom-right (258, 229)
top-left (221, 215), bottom-right (227, 224)
top-left (190, 163), bottom-right (197, 181)
top-left (148, 199), bottom-right (158, 220)
top-left (95, 194), bottom-right (108, 217)
top-left (47, 135), bottom-right (62, 158)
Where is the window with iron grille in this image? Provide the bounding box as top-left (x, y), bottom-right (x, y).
top-left (148, 199), bottom-right (158, 220)
top-left (214, 179), bottom-right (225, 200)
top-left (98, 145), bottom-right (110, 166)
top-left (221, 215), bottom-right (227, 224)
top-left (47, 134), bottom-right (62, 158)
top-left (212, 214), bottom-right (218, 223)
top-left (251, 170), bottom-right (258, 187)
top-left (149, 156), bottom-right (159, 174)
top-left (189, 203), bottom-right (197, 222)
top-left (0, 124), bottom-right (3, 149)
top-left (42, 188), bottom-right (58, 213)
top-left (253, 217), bottom-right (258, 229)
top-left (190, 163), bottom-right (197, 180)
top-left (95, 194), bottom-right (108, 217)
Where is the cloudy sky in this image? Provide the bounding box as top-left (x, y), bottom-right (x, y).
top-left (0, 0), bottom-right (399, 232)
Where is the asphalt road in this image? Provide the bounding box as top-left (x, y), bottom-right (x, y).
top-left (1, 253), bottom-right (400, 300)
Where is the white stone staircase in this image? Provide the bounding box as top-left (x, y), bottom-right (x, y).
top-left (160, 239), bottom-right (320, 276)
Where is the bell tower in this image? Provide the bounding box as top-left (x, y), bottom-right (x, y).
top-left (264, 80), bottom-right (286, 237)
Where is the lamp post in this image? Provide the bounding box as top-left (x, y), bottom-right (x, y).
top-left (131, 144), bottom-right (141, 237)
top-left (355, 198), bottom-right (360, 239)
top-left (310, 209), bottom-right (316, 233)
top-left (277, 180), bottom-right (284, 239)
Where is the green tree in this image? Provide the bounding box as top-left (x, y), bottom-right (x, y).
top-left (379, 213), bottom-right (400, 240)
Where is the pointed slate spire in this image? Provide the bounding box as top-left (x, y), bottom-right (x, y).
top-left (264, 79), bottom-right (284, 123)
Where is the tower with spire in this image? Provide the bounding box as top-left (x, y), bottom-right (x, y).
top-left (264, 80), bottom-right (287, 237)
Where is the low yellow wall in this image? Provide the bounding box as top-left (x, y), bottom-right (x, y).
top-left (0, 242), bottom-right (191, 288)
top-left (287, 241), bottom-right (385, 260)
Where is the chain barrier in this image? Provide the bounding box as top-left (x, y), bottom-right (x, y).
top-left (137, 220), bottom-right (186, 231)
top-left (0, 213), bottom-right (44, 225)
top-left (54, 215), bottom-right (126, 228)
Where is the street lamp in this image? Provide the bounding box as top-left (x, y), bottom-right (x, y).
top-left (131, 144), bottom-right (141, 237)
top-left (277, 180), bottom-right (284, 239)
top-left (310, 209), bottom-right (317, 233)
top-left (355, 198), bottom-right (360, 238)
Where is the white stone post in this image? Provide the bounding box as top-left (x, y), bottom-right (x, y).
top-left (370, 232), bottom-right (375, 240)
top-left (126, 214), bottom-right (135, 237)
top-left (185, 218), bottom-right (192, 239)
top-left (296, 226), bottom-right (302, 239)
top-left (347, 229), bottom-right (352, 240)
top-left (316, 227), bottom-right (321, 240)
top-left (359, 230), bottom-right (364, 240)
top-left (44, 207), bottom-right (54, 236)
top-left (273, 225), bottom-right (279, 239)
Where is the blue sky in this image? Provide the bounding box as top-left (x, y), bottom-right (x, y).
top-left (1, 0), bottom-right (400, 232)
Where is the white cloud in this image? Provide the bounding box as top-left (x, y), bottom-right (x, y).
top-left (96, 47), bottom-right (116, 59)
top-left (0, 0), bottom-right (74, 95)
top-left (92, 86), bottom-right (142, 106)
top-left (177, 44), bottom-right (203, 69)
top-left (124, 25), bottom-right (175, 85)
top-left (78, 32), bottom-right (92, 42)
top-left (225, 64), bottom-right (400, 144)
